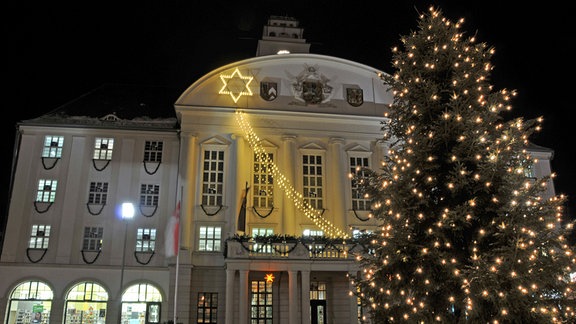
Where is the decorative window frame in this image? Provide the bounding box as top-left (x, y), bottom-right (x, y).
top-left (86, 181), bottom-right (108, 215)
top-left (135, 227), bottom-right (156, 264)
top-left (27, 224), bottom-right (51, 263)
top-left (197, 224), bottom-right (224, 252)
top-left (197, 292), bottom-right (218, 324)
top-left (346, 144), bottom-right (373, 221)
top-left (139, 183), bottom-right (160, 217)
top-left (251, 140), bottom-right (277, 217)
top-left (299, 143), bottom-right (326, 211)
top-left (143, 140), bottom-right (164, 175)
top-left (92, 137), bottom-right (114, 171)
top-left (41, 135), bottom-right (64, 170)
top-left (34, 179), bottom-right (57, 213)
top-left (81, 226), bottom-right (104, 264)
top-left (199, 137), bottom-right (230, 216)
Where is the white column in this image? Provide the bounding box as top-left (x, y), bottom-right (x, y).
top-left (288, 270), bottom-right (299, 324)
top-left (225, 269), bottom-right (235, 324)
top-left (281, 135), bottom-right (297, 235)
top-left (301, 270), bottom-right (310, 323)
top-left (234, 134), bottom-right (250, 234)
top-left (179, 132), bottom-right (197, 250)
top-left (329, 137), bottom-right (347, 230)
top-left (239, 270), bottom-right (249, 324)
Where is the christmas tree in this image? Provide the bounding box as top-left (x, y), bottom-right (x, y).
top-left (352, 6), bottom-right (576, 323)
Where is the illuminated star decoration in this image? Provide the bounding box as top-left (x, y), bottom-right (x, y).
top-left (265, 273), bottom-right (275, 283)
top-left (219, 68), bottom-right (254, 103)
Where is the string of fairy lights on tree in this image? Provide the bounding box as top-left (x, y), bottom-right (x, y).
top-left (351, 6), bottom-right (576, 323)
top-left (235, 110), bottom-right (349, 238)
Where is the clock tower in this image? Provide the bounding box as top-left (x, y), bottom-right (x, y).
top-left (256, 16), bottom-right (311, 56)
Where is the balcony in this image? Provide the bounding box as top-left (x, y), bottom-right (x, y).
top-left (224, 235), bottom-right (369, 260)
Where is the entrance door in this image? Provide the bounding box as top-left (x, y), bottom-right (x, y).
top-left (310, 300), bottom-right (327, 324)
top-left (146, 302), bottom-right (161, 324)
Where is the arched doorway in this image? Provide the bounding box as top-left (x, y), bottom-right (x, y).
top-left (120, 283), bottom-right (162, 324)
top-left (5, 280), bottom-right (53, 324)
top-left (64, 281), bottom-right (109, 324)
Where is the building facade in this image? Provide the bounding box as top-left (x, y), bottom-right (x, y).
top-left (0, 16), bottom-right (555, 324)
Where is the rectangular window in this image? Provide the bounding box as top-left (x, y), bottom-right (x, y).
top-left (29, 225), bottom-right (51, 249)
top-left (303, 229), bottom-right (323, 237)
top-left (252, 228), bottom-right (274, 237)
top-left (251, 280), bottom-right (273, 323)
top-left (304, 229), bottom-right (325, 255)
top-left (252, 228), bottom-right (274, 254)
top-left (42, 135), bottom-right (64, 158)
top-left (253, 153), bottom-right (274, 208)
top-left (93, 138), bottom-right (114, 160)
top-left (310, 281), bottom-right (327, 300)
top-left (349, 156), bottom-right (371, 210)
top-left (36, 179), bottom-right (58, 203)
top-left (140, 184), bottom-right (160, 207)
top-left (198, 226), bottom-right (222, 252)
top-left (302, 154), bottom-right (323, 209)
top-left (82, 227), bottom-right (103, 251)
top-left (197, 292), bottom-right (218, 323)
top-left (202, 150), bottom-right (224, 206)
top-left (88, 182), bottom-right (109, 204)
top-left (144, 141), bottom-right (163, 163)
top-left (136, 228), bottom-right (156, 252)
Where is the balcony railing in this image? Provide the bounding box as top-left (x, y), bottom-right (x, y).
top-left (224, 235), bottom-right (370, 260)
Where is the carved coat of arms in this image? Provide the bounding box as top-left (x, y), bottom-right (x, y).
top-left (290, 65), bottom-right (333, 106)
top-left (260, 82), bottom-right (278, 101)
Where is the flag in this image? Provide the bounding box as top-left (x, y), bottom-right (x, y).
top-left (165, 201), bottom-right (180, 257)
top-left (237, 182), bottom-right (249, 232)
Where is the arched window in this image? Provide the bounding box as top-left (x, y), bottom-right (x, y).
top-left (64, 281), bottom-right (109, 324)
top-left (121, 283), bottom-right (163, 324)
top-left (7, 280), bottom-right (54, 324)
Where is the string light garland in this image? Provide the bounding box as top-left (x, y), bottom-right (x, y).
top-left (351, 6), bottom-right (576, 323)
top-left (235, 110), bottom-right (349, 238)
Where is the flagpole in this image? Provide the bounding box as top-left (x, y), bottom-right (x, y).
top-left (173, 248), bottom-right (179, 324)
top-left (173, 186), bottom-right (183, 324)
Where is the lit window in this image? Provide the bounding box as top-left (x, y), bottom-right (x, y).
top-left (198, 226), bottom-right (222, 252)
top-left (29, 225), bottom-right (51, 249)
top-left (36, 179), bottom-right (58, 203)
top-left (197, 292), bottom-right (218, 323)
top-left (349, 156), bottom-right (371, 210)
top-left (303, 229), bottom-right (323, 237)
top-left (202, 150), bottom-right (224, 206)
top-left (252, 228), bottom-right (274, 237)
top-left (253, 153), bottom-right (274, 208)
top-left (310, 281), bottom-right (326, 300)
top-left (93, 138), bottom-right (114, 160)
top-left (252, 228), bottom-right (274, 253)
top-left (251, 280), bottom-right (273, 322)
top-left (42, 135), bottom-right (64, 158)
top-left (136, 228), bottom-right (156, 252)
top-left (302, 154), bottom-right (323, 209)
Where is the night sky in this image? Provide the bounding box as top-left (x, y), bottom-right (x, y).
top-left (3, 1), bottom-right (575, 220)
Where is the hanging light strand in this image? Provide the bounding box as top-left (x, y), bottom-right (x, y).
top-left (236, 110), bottom-right (349, 238)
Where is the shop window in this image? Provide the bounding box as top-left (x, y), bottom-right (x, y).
top-left (65, 281), bottom-right (108, 324)
top-left (7, 280), bottom-right (53, 324)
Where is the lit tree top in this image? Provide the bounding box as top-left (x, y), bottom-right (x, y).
top-left (353, 6), bottom-right (576, 323)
